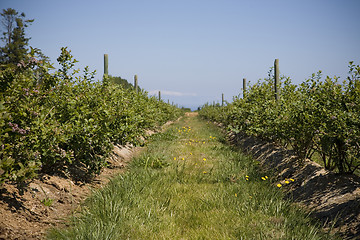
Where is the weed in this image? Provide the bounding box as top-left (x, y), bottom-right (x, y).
top-left (41, 198), bottom-right (54, 207)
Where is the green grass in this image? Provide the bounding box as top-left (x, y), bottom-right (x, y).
top-left (47, 116), bottom-right (339, 239)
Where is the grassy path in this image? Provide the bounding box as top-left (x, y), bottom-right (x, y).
top-left (48, 115), bottom-right (338, 239)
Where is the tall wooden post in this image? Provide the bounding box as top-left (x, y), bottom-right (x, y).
top-left (134, 75), bottom-right (138, 93)
top-left (243, 78), bottom-right (246, 98)
top-left (104, 54), bottom-right (108, 77)
top-left (274, 59), bottom-right (279, 101)
top-left (158, 91), bottom-right (161, 101)
top-left (222, 93), bottom-right (224, 106)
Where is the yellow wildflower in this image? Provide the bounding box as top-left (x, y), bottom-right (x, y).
top-left (277, 184), bottom-right (282, 188)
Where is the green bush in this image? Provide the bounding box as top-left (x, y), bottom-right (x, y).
top-left (200, 62), bottom-right (360, 173)
top-left (0, 47), bottom-right (183, 184)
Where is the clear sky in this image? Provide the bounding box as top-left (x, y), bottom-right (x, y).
top-left (1, 0), bottom-right (360, 110)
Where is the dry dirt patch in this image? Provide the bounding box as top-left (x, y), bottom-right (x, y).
top-left (185, 112), bottom-right (198, 117)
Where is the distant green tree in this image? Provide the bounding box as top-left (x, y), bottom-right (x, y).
top-left (109, 75), bottom-right (141, 90)
top-left (0, 8), bottom-right (34, 65)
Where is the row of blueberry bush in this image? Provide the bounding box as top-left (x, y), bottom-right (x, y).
top-left (199, 62), bottom-right (360, 174)
top-left (0, 47), bottom-right (183, 183)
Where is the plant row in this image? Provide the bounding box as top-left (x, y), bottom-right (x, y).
top-left (199, 62), bottom-right (360, 174)
top-left (0, 47), bottom-right (183, 183)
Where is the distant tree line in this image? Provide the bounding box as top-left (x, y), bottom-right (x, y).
top-left (0, 8), bottom-right (134, 90)
top-left (0, 8), bottom-right (39, 67)
top-left (108, 75), bottom-right (141, 91)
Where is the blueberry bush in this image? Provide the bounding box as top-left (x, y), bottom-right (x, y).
top-left (0, 47), bottom-right (183, 183)
top-left (199, 62), bottom-right (360, 174)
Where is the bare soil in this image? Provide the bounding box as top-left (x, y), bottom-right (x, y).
top-left (0, 144), bottom-right (141, 240)
top-left (185, 112), bottom-right (199, 117)
top-left (229, 132), bottom-right (360, 240)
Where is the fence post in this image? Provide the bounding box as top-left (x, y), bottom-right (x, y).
top-left (274, 59), bottom-right (279, 101)
top-left (104, 54), bottom-right (108, 77)
top-left (243, 78), bottom-right (246, 98)
top-left (222, 93), bottom-right (224, 106)
top-left (158, 91), bottom-right (161, 101)
top-left (134, 75), bottom-right (138, 93)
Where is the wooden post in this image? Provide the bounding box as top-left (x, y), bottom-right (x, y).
top-left (158, 91), bottom-right (161, 101)
top-left (274, 59), bottom-right (279, 101)
top-left (222, 93), bottom-right (224, 106)
top-left (243, 78), bottom-right (246, 98)
top-left (104, 54), bottom-right (108, 77)
top-left (134, 75), bottom-right (138, 93)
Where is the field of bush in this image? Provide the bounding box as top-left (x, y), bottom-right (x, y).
top-left (199, 62), bottom-right (360, 174)
top-left (0, 47), bottom-right (183, 184)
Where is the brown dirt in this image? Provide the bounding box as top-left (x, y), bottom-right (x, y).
top-left (0, 143), bottom-right (142, 240)
top-left (185, 112), bottom-right (198, 117)
top-left (228, 131), bottom-right (360, 240)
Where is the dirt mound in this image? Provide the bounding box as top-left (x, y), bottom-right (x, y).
top-left (0, 144), bottom-right (140, 240)
top-left (229, 132), bottom-right (360, 239)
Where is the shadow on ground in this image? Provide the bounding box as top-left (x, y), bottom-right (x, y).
top-left (229, 132), bottom-right (360, 240)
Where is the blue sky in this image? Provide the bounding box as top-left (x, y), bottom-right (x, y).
top-left (1, 0), bottom-right (360, 110)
